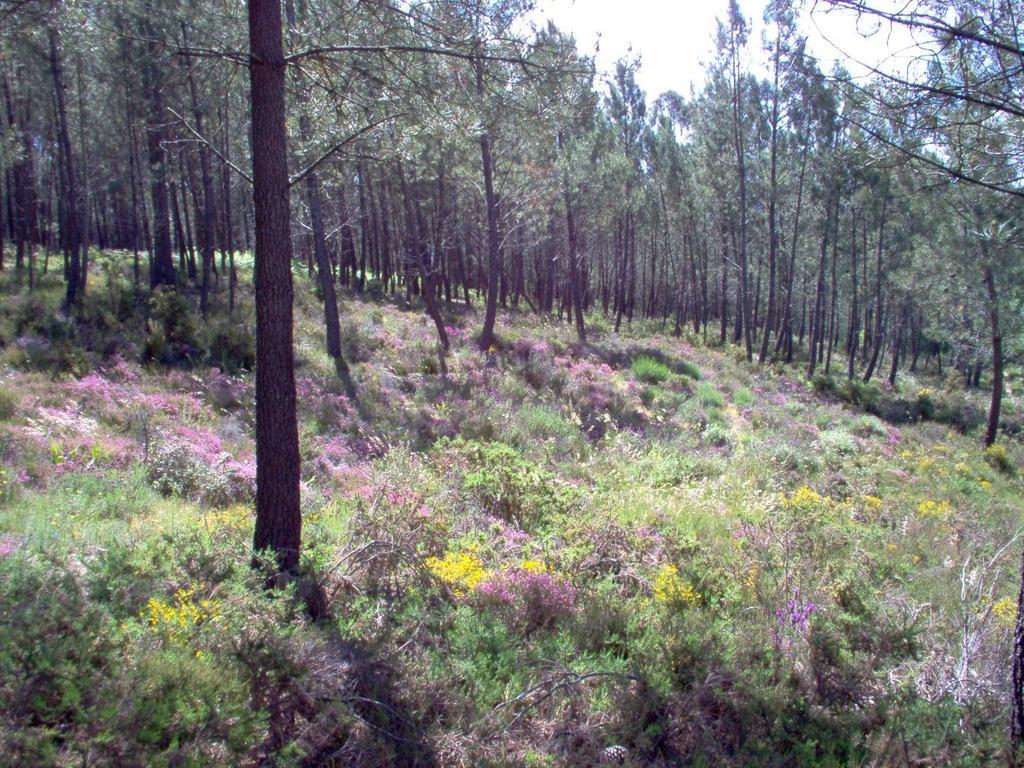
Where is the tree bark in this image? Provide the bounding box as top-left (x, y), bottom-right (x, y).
top-left (478, 112), bottom-right (501, 349)
top-left (248, 0), bottom-right (301, 574)
top-left (981, 251), bottom-right (1003, 447)
top-left (49, 26), bottom-right (82, 308)
top-left (141, 16), bottom-right (176, 290)
top-left (182, 23), bottom-right (216, 318)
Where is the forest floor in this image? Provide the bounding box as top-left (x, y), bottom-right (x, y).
top-left (0, 255), bottom-right (1022, 767)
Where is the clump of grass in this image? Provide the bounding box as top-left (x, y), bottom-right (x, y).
top-left (733, 387), bottom-right (754, 407)
top-left (677, 360), bottom-right (702, 379)
top-left (631, 355), bottom-right (672, 384)
top-left (701, 423), bottom-right (732, 447)
top-left (695, 381), bottom-right (724, 408)
top-left (517, 403), bottom-right (576, 441)
top-left (0, 384), bottom-right (16, 421)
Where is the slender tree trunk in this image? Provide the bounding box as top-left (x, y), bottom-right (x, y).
top-left (863, 196), bottom-right (888, 383)
top-left (847, 208), bottom-right (859, 379)
top-left (396, 163), bottom-right (450, 360)
top-left (775, 149), bottom-right (807, 361)
top-left (981, 252), bottom-right (1003, 447)
top-left (49, 26), bottom-right (82, 308)
top-left (825, 195), bottom-right (840, 374)
top-left (478, 117), bottom-right (501, 349)
top-left (182, 23), bottom-right (216, 318)
top-left (142, 17), bottom-right (175, 290)
top-left (220, 94), bottom-right (237, 312)
top-left (807, 190), bottom-right (831, 378)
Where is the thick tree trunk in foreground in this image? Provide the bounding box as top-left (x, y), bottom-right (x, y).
top-left (249, 0), bottom-right (301, 574)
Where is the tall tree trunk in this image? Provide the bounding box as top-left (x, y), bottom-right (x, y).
top-left (559, 132), bottom-right (586, 343)
top-left (182, 23), bottom-right (216, 318)
top-left (807, 190), bottom-right (831, 378)
top-left (142, 17), bottom-right (176, 290)
top-left (478, 91), bottom-right (501, 350)
top-left (249, 0), bottom-right (301, 575)
top-left (219, 94), bottom-right (237, 312)
top-left (825, 195), bottom-right (840, 374)
top-left (758, 52), bottom-right (781, 364)
top-left (775, 149), bottom-right (807, 361)
top-left (847, 208), bottom-right (859, 379)
top-left (863, 196), bottom-right (888, 383)
top-left (284, 0), bottom-right (351, 392)
top-left (396, 163), bottom-right (450, 360)
top-left (49, 26), bottom-right (82, 308)
top-left (981, 252), bottom-right (1003, 447)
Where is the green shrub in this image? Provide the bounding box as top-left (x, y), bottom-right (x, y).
top-left (631, 355), bottom-right (672, 384)
top-left (439, 437), bottom-right (576, 529)
top-left (984, 443), bottom-right (1014, 474)
top-left (916, 387), bottom-right (936, 419)
top-left (837, 378), bottom-right (880, 412)
top-left (851, 415), bottom-right (887, 438)
top-left (146, 440), bottom-right (254, 508)
top-left (818, 427), bottom-right (857, 460)
top-left (0, 555), bottom-right (118, 764)
top-left (205, 317), bottom-right (256, 372)
top-left (812, 373), bottom-right (836, 394)
top-left (442, 606), bottom-right (526, 712)
top-left (144, 287), bottom-right (201, 366)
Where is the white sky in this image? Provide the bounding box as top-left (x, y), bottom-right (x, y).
top-left (529, 0), bottom-right (924, 100)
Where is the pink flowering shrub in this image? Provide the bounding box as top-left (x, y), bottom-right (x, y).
top-left (551, 355), bottom-right (645, 436)
top-left (0, 533), bottom-right (23, 557)
top-left (310, 435), bottom-right (375, 501)
top-left (145, 426), bottom-right (255, 506)
top-left (296, 376), bottom-right (353, 430)
top-left (475, 566), bottom-right (576, 634)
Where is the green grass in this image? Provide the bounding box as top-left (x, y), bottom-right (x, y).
top-left (733, 387), bottom-right (754, 407)
top-left (631, 355), bottom-right (672, 384)
top-left (695, 380), bottom-right (724, 408)
top-left (677, 360), bottom-right (702, 379)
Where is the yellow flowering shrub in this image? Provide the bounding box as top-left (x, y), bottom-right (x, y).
top-left (993, 598), bottom-right (1017, 627)
top-left (425, 549), bottom-right (490, 595)
top-left (205, 505), bottom-right (252, 533)
top-left (916, 499), bottom-right (953, 520)
top-left (145, 587), bottom-right (221, 646)
top-left (653, 564), bottom-right (700, 607)
top-left (519, 559), bottom-right (548, 574)
top-left (781, 486), bottom-right (832, 513)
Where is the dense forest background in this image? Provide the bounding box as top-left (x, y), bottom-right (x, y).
top-left (1, 0), bottom-right (1024, 765)
top-left (1, 0), bottom-right (1019, 412)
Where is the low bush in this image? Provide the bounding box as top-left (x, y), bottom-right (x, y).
top-left (438, 437), bottom-right (576, 530)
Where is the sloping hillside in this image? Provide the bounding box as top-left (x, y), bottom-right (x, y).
top-left (0, 264), bottom-right (1021, 766)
